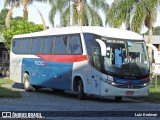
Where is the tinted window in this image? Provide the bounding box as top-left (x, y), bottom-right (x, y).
top-left (32, 37), bottom-right (42, 54)
top-left (12, 39), bottom-right (21, 54)
top-left (42, 36), bottom-right (54, 54)
top-left (68, 35), bottom-right (82, 54)
top-left (54, 36), bottom-right (68, 54)
top-left (22, 38), bottom-right (31, 54)
top-left (83, 33), bottom-right (95, 55)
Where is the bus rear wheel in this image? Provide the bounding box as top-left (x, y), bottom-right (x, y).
top-left (77, 80), bottom-right (86, 100)
top-left (1, 69), bottom-right (5, 77)
top-left (23, 73), bottom-right (34, 92)
top-left (5, 69), bottom-right (10, 77)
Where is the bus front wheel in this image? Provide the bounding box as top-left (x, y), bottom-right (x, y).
top-left (23, 73), bottom-right (34, 92)
top-left (77, 80), bottom-right (86, 100)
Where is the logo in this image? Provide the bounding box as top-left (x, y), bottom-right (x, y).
top-left (2, 112), bottom-right (12, 118)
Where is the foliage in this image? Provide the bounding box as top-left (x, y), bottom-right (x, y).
top-left (0, 8), bottom-right (9, 33)
top-left (49, 0), bottom-right (108, 27)
top-left (107, 0), bottom-right (135, 30)
top-left (2, 18), bottom-right (43, 50)
top-left (107, 0), bottom-right (160, 33)
top-left (4, 0), bottom-right (48, 20)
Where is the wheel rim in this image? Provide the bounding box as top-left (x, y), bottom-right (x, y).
top-left (2, 70), bottom-right (5, 76)
top-left (24, 78), bottom-right (29, 89)
top-left (6, 70), bottom-right (9, 77)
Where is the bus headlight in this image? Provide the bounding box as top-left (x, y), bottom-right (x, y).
top-left (100, 78), bottom-right (116, 86)
top-left (143, 82), bottom-right (150, 87)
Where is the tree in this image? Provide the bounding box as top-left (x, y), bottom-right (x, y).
top-left (107, 0), bottom-right (160, 66)
top-left (49, 0), bottom-right (108, 27)
top-left (2, 18), bottom-right (43, 50)
top-left (4, 0), bottom-right (48, 20)
top-left (0, 8), bottom-right (9, 33)
top-left (107, 0), bottom-right (135, 30)
top-left (4, 0), bottom-right (47, 30)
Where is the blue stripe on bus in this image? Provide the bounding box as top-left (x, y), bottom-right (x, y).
top-left (22, 58), bottom-right (73, 91)
top-left (113, 77), bottom-right (150, 85)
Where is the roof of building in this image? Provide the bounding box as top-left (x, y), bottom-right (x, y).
top-left (13, 26), bottom-right (143, 40)
top-left (144, 35), bottom-right (160, 44)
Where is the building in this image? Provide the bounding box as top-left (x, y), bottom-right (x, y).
top-left (144, 35), bottom-right (160, 50)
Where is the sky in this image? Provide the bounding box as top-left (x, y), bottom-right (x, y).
top-left (0, 0), bottom-right (159, 33)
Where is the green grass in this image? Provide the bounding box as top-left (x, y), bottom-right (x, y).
top-left (132, 78), bottom-right (160, 103)
top-left (142, 80), bottom-right (160, 103)
top-left (0, 86), bottom-right (21, 98)
top-left (0, 77), bottom-right (14, 84)
top-left (0, 77), bottom-right (21, 98)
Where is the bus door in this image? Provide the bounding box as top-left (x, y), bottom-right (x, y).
top-left (91, 47), bottom-right (101, 95)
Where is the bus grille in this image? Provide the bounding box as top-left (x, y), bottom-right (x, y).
top-left (115, 84), bottom-right (146, 89)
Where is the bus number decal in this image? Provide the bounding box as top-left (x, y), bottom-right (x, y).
top-left (35, 61), bottom-right (44, 66)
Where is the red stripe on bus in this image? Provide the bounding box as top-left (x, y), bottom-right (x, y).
top-left (35, 55), bottom-right (88, 62)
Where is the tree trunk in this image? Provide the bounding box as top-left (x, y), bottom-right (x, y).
top-left (158, 44), bottom-right (160, 51)
top-left (22, 0), bottom-right (28, 20)
top-left (148, 27), bottom-right (153, 72)
top-left (76, 0), bottom-right (82, 26)
top-left (6, 2), bottom-right (18, 30)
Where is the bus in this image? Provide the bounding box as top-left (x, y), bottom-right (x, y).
top-left (10, 26), bottom-right (150, 100)
top-left (0, 36), bottom-right (10, 77)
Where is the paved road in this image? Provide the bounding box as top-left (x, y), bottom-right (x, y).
top-left (0, 83), bottom-right (160, 120)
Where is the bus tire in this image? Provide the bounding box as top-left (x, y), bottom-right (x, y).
top-left (77, 80), bottom-right (86, 100)
top-left (5, 69), bottom-right (10, 77)
top-left (23, 73), bottom-right (34, 92)
top-left (115, 96), bottom-right (122, 101)
top-left (1, 68), bottom-right (5, 77)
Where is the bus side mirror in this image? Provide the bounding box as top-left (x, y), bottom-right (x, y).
top-left (95, 39), bottom-right (106, 56)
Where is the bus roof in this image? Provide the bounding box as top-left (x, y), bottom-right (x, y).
top-left (13, 26), bottom-right (143, 40)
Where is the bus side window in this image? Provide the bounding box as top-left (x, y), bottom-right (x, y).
top-left (42, 36), bottom-right (54, 54)
top-left (68, 35), bottom-right (82, 54)
top-left (22, 38), bottom-right (31, 54)
top-left (32, 37), bottom-right (42, 54)
top-left (12, 39), bottom-right (21, 54)
top-left (54, 36), bottom-right (67, 54)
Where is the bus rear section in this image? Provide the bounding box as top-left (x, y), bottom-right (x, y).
top-left (10, 31), bottom-right (89, 99)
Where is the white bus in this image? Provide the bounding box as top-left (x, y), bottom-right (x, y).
top-left (10, 26), bottom-right (150, 100)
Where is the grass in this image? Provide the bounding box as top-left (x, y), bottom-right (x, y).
top-left (132, 76), bottom-right (160, 103)
top-left (0, 77), bottom-right (21, 98)
top-left (0, 86), bottom-right (21, 98)
top-left (141, 79), bottom-right (160, 103)
top-left (0, 77), bottom-right (14, 84)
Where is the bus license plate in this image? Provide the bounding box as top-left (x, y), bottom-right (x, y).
top-left (126, 91), bottom-right (134, 95)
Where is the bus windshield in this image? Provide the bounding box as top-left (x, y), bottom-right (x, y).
top-left (102, 39), bottom-right (149, 79)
